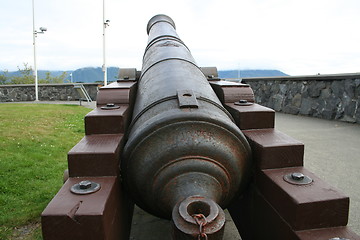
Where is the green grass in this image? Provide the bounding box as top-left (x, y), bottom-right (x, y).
top-left (0, 103), bottom-right (91, 240)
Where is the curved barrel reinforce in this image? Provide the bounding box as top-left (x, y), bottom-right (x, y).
top-left (121, 14), bottom-right (252, 238)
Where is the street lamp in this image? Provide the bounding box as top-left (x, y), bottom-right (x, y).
top-left (102, 0), bottom-right (110, 86)
top-left (32, 0), bottom-right (46, 101)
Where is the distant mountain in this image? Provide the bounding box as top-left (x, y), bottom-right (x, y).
top-left (69, 68), bottom-right (288, 82)
top-left (1, 68), bottom-right (288, 83)
top-left (71, 67), bottom-right (119, 83)
top-left (218, 69), bottom-right (288, 78)
top-left (1, 67), bottom-right (120, 83)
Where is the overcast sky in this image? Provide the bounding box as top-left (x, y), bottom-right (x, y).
top-left (1, 0), bottom-right (359, 75)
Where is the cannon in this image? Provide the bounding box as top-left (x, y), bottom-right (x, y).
top-left (42, 15), bottom-right (360, 240)
top-left (122, 14), bottom-right (251, 223)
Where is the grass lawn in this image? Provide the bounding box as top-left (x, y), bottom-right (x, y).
top-left (0, 103), bottom-right (92, 240)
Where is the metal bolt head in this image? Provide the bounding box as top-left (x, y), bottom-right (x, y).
top-left (234, 99), bottom-right (253, 106)
top-left (71, 180), bottom-right (101, 195)
top-left (79, 180), bottom-right (92, 189)
top-left (284, 172), bottom-right (313, 185)
top-left (101, 103), bottom-right (120, 110)
top-left (291, 172), bottom-right (305, 181)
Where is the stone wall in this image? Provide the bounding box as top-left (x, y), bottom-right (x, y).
top-left (1, 74), bottom-right (360, 124)
top-left (0, 83), bottom-right (99, 102)
top-left (242, 73), bottom-right (360, 123)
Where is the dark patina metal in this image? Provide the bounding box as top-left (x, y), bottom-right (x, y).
top-left (70, 180), bottom-right (101, 195)
top-left (234, 99), bottom-right (254, 106)
top-left (121, 14), bottom-right (252, 238)
top-left (284, 172), bottom-right (313, 185)
top-left (172, 196), bottom-right (225, 239)
top-left (100, 103), bottom-right (121, 110)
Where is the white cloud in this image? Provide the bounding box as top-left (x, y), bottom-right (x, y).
top-left (0, 0), bottom-right (359, 75)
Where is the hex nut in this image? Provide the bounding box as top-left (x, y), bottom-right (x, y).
top-left (79, 180), bottom-right (92, 189)
top-left (70, 180), bottom-right (101, 195)
top-left (291, 172), bottom-right (305, 181)
top-left (101, 103), bottom-right (120, 110)
top-left (283, 172), bottom-right (313, 185)
top-left (234, 99), bottom-right (253, 106)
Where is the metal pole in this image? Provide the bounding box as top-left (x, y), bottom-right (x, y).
top-left (102, 0), bottom-right (107, 86)
top-left (32, 0), bottom-right (39, 101)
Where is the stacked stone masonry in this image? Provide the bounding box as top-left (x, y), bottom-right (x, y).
top-left (0, 83), bottom-right (99, 102)
top-left (243, 74), bottom-right (360, 124)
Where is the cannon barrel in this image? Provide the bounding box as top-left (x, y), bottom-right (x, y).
top-left (41, 14), bottom-right (360, 240)
top-left (121, 14), bottom-right (252, 234)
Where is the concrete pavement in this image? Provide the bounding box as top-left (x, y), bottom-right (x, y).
top-left (275, 112), bottom-right (360, 235)
top-left (129, 112), bottom-right (360, 239)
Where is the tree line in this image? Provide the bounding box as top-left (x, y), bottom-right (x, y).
top-left (0, 63), bottom-right (68, 85)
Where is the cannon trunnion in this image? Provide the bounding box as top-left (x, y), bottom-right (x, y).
top-left (41, 15), bottom-right (360, 240)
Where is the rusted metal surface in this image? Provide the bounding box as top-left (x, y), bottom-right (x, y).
top-left (243, 128), bottom-right (304, 169)
top-left (41, 177), bottom-right (134, 240)
top-left (121, 14), bottom-right (252, 225)
top-left (85, 106), bottom-right (131, 135)
top-left (225, 103), bottom-right (275, 130)
top-left (230, 185), bottom-right (300, 240)
top-left (257, 167), bottom-right (349, 230)
top-left (210, 80), bottom-right (255, 104)
top-left (85, 80), bottom-right (137, 135)
top-left (68, 134), bottom-right (124, 177)
top-left (229, 187), bottom-right (357, 240)
top-left (172, 196), bottom-right (225, 239)
top-left (96, 81), bottom-right (137, 106)
top-left (209, 81), bottom-right (275, 130)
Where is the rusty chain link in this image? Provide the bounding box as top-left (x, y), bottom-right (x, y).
top-left (192, 214), bottom-right (208, 240)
